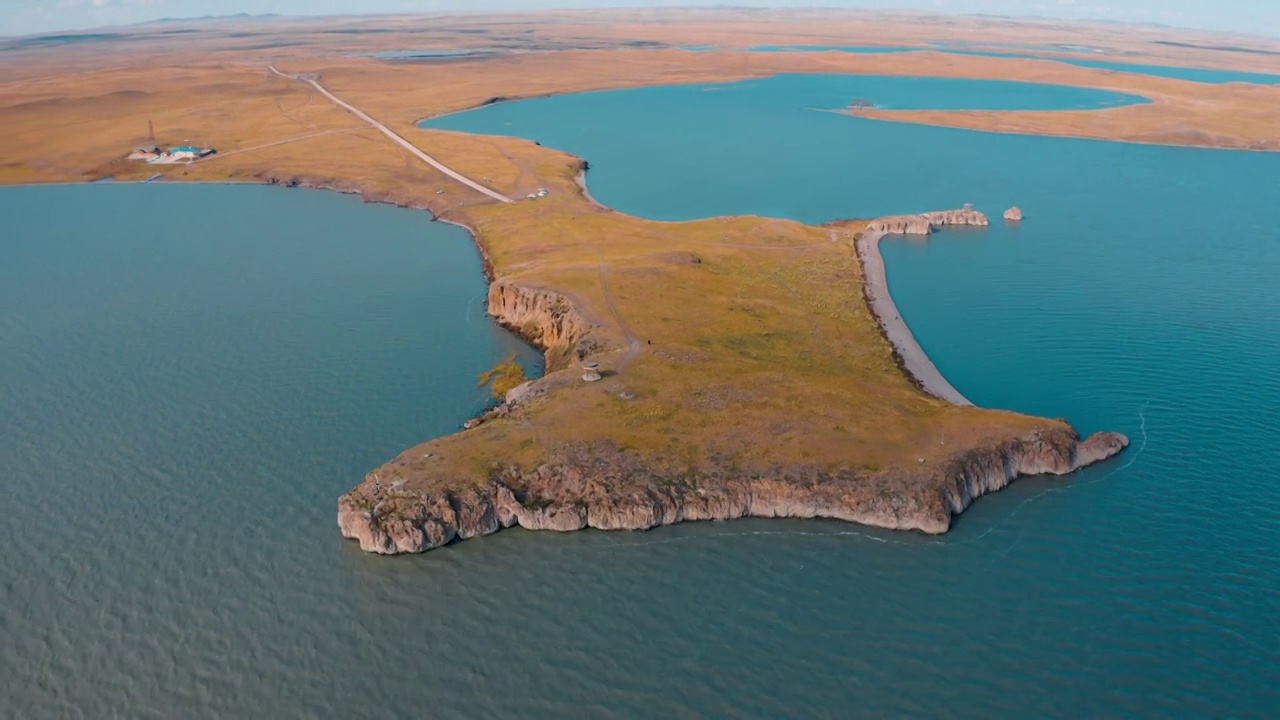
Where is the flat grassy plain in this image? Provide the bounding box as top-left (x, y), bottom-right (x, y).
top-left (3, 9), bottom-right (1275, 510)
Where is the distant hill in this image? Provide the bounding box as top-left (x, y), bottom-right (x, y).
top-left (144, 13), bottom-right (283, 25)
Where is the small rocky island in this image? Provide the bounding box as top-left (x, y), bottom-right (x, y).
top-left (1004, 206), bottom-right (1024, 221)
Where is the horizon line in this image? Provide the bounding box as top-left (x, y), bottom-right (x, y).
top-left (4, 6), bottom-right (1280, 44)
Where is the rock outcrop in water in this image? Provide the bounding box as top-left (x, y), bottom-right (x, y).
top-left (1004, 207), bottom-right (1024, 222)
top-left (864, 207), bottom-right (989, 235)
top-left (337, 428), bottom-right (1129, 554)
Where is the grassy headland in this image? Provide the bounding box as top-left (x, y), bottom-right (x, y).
top-left (6, 9), bottom-right (1268, 550)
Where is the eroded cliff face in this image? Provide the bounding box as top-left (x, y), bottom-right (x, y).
top-left (920, 208), bottom-right (989, 227)
top-left (337, 428), bottom-right (1129, 554)
top-left (487, 281), bottom-right (596, 369)
top-left (865, 215), bottom-right (934, 235)
top-left (937, 429), bottom-right (1127, 524)
top-left (864, 208), bottom-right (989, 236)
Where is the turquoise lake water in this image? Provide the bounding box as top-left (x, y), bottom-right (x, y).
top-left (960, 51), bottom-right (1280, 84)
top-left (745, 45), bottom-right (1280, 84)
top-left (426, 75), bottom-right (1146, 220)
top-left (4, 72), bottom-right (1279, 717)
top-left (929, 42), bottom-right (1107, 53)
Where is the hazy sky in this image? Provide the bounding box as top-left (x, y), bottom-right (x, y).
top-left (4, 1), bottom-right (1279, 39)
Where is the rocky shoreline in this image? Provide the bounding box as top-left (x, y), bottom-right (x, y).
top-left (338, 428), bottom-right (1128, 554)
top-left (854, 206), bottom-right (990, 406)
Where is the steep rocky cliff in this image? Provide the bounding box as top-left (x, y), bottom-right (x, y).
top-left (864, 207), bottom-right (989, 235)
top-left (487, 281), bottom-right (596, 370)
top-left (337, 428), bottom-right (1128, 554)
top-left (920, 208), bottom-right (989, 227)
top-left (937, 428), bottom-right (1126, 524)
top-left (865, 214), bottom-right (934, 235)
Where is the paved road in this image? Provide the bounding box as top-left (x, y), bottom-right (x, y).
top-left (267, 65), bottom-right (512, 203)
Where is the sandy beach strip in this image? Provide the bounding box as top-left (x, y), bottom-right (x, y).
top-left (856, 228), bottom-right (975, 407)
top-left (574, 168), bottom-right (608, 210)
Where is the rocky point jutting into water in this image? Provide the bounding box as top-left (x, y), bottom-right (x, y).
top-left (339, 429), bottom-right (1127, 554)
top-left (337, 205), bottom-right (1128, 554)
top-left (863, 206), bottom-right (990, 235)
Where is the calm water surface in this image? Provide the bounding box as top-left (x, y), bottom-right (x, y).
top-left (4, 73), bottom-right (1279, 718)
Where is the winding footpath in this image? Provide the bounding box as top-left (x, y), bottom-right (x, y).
top-left (598, 264), bottom-right (643, 366)
top-left (267, 65), bottom-right (512, 203)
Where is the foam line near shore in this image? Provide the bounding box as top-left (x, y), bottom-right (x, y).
top-left (856, 228), bottom-right (975, 407)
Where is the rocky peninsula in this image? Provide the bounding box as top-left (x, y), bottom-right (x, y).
top-left (336, 204), bottom-right (1127, 555)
